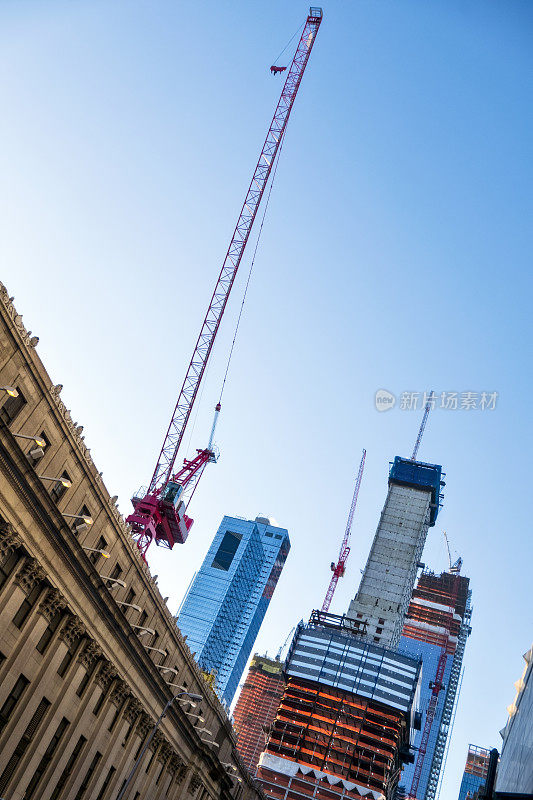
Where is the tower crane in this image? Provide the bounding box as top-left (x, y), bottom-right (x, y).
top-left (127, 8), bottom-right (323, 559)
top-left (411, 390), bottom-right (435, 461)
top-left (276, 627), bottom-right (296, 661)
top-left (321, 449), bottom-right (366, 613)
top-left (443, 531), bottom-right (462, 574)
top-left (409, 569), bottom-right (462, 798)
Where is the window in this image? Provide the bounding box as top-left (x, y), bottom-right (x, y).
top-left (36, 609), bottom-right (63, 654)
top-left (134, 733), bottom-right (146, 760)
top-left (0, 674), bottom-right (29, 734)
top-left (0, 387), bottom-right (26, 425)
top-left (74, 751), bottom-right (102, 800)
top-left (376, 627), bottom-right (383, 634)
top-left (0, 550), bottom-right (19, 591)
top-left (110, 563), bottom-right (122, 580)
top-left (156, 761), bottom-right (166, 785)
top-left (72, 505), bottom-right (91, 534)
top-left (49, 735), bottom-right (87, 800)
top-left (145, 748), bottom-right (156, 773)
top-left (138, 610), bottom-right (148, 628)
top-left (58, 633), bottom-right (81, 678)
top-left (122, 720), bottom-right (134, 747)
top-left (24, 717), bottom-right (70, 799)
top-left (93, 690), bottom-right (107, 717)
top-left (0, 697), bottom-right (51, 796)
top-left (89, 537), bottom-right (108, 566)
top-left (76, 669), bottom-right (92, 698)
top-left (13, 582), bottom-right (42, 629)
top-left (125, 588), bottom-right (135, 605)
top-left (211, 531), bottom-right (242, 571)
top-left (378, 618), bottom-right (385, 625)
top-left (108, 704), bottom-right (121, 732)
top-left (95, 766), bottom-right (116, 800)
top-left (50, 471), bottom-right (71, 503)
top-left (27, 431), bottom-right (50, 464)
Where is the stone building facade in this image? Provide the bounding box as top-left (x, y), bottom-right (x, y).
top-left (0, 280), bottom-right (261, 800)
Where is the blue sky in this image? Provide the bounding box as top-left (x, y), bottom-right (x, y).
top-left (1, 1), bottom-right (532, 795)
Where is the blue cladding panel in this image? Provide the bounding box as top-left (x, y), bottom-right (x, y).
top-left (397, 637), bottom-right (454, 798)
top-left (457, 773), bottom-right (486, 800)
top-left (389, 457), bottom-right (443, 525)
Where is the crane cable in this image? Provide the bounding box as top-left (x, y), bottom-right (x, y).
top-left (271, 22), bottom-right (305, 66)
top-left (218, 131), bottom-right (287, 406)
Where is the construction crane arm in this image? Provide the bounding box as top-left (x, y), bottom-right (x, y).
top-left (148, 7), bottom-right (323, 496)
top-left (127, 8), bottom-right (323, 559)
top-left (411, 390), bottom-right (435, 461)
top-left (321, 449), bottom-right (366, 613)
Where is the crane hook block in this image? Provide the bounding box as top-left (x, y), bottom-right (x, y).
top-left (270, 65), bottom-right (287, 75)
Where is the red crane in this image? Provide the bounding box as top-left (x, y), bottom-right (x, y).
top-left (408, 571), bottom-right (461, 798)
top-left (127, 8), bottom-right (323, 559)
top-left (321, 449), bottom-right (366, 613)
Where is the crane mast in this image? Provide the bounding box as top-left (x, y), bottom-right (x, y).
top-left (127, 8), bottom-right (323, 559)
top-left (411, 390), bottom-right (435, 461)
top-left (321, 449), bottom-right (366, 613)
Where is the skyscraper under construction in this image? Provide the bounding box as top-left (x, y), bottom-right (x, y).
top-left (256, 455), bottom-right (446, 799)
top-left (233, 655), bottom-right (285, 773)
top-left (397, 569), bottom-right (472, 799)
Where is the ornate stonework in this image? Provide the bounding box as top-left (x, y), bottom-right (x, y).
top-left (125, 697), bottom-right (143, 724)
top-left (77, 639), bottom-right (103, 668)
top-left (188, 771), bottom-right (203, 795)
top-left (95, 660), bottom-right (117, 692)
top-left (168, 754), bottom-right (187, 784)
top-left (37, 587), bottom-right (67, 622)
top-left (13, 558), bottom-right (46, 594)
top-left (59, 616), bottom-right (86, 647)
top-left (0, 521), bottom-right (22, 560)
top-left (157, 741), bottom-right (173, 764)
top-left (0, 282), bottom-right (38, 350)
top-left (136, 711), bottom-right (154, 740)
top-left (110, 679), bottom-right (129, 708)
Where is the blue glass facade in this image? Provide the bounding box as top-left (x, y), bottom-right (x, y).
top-left (397, 638), bottom-right (454, 798)
top-left (177, 515), bottom-right (290, 705)
top-left (457, 772), bottom-right (486, 800)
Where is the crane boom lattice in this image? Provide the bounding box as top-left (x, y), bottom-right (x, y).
top-left (149, 8), bottom-right (323, 495)
top-left (321, 449), bottom-right (366, 613)
top-left (411, 390), bottom-right (435, 461)
top-left (127, 8), bottom-right (323, 558)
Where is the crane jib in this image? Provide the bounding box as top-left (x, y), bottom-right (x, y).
top-left (148, 9), bottom-right (323, 496)
top-left (127, 8), bottom-right (323, 558)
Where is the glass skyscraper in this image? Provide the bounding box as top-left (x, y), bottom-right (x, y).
top-left (177, 515), bottom-right (290, 705)
top-left (457, 744), bottom-right (491, 800)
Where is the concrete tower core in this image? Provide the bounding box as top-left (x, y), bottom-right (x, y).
top-left (347, 457), bottom-right (444, 649)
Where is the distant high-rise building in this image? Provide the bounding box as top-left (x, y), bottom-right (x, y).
top-left (347, 457), bottom-right (444, 648)
top-left (177, 515), bottom-right (290, 705)
top-left (234, 655), bottom-right (285, 772)
top-left (495, 640), bottom-right (533, 797)
top-left (257, 456), bottom-right (444, 799)
top-left (397, 570), bottom-right (472, 799)
top-left (457, 745), bottom-right (491, 800)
